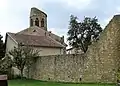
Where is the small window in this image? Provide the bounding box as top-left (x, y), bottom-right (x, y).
top-left (35, 18), bottom-right (39, 27)
top-left (33, 30), bottom-right (36, 32)
top-left (30, 19), bottom-right (33, 26)
top-left (41, 18), bottom-right (44, 27)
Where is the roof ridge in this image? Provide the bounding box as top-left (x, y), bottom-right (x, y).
top-left (10, 32), bottom-right (47, 37)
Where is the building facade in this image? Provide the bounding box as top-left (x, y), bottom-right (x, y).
top-left (5, 7), bottom-right (67, 56)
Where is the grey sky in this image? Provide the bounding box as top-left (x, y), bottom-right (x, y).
top-left (0, 0), bottom-right (120, 42)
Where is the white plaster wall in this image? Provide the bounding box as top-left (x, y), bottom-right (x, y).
top-left (6, 35), bottom-right (18, 53)
top-left (35, 47), bottom-right (64, 56)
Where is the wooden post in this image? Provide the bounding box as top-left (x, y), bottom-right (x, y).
top-left (0, 75), bottom-right (8, 86)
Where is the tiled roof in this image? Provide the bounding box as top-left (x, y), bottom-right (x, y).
top-left (8, 32), bottom-right (65, 48)
top-left (17, 26), bottom-right (46, 36)
top-left (17, 26), bottom-right (67, 46)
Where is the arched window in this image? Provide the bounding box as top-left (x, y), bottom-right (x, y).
top-left (41, 18), bottom-right (44, 27)
top-left (35, 18), bottom-right (39, 27)
top-left (30, 19), bottom-right (33, 26)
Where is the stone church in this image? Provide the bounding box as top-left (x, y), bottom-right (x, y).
top-left (5, 7), bottom-right (67, 56)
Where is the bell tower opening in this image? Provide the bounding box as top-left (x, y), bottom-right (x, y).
top-left (35, 18), bottom-right (39, 27)
top-left (30, 19), bottom-right (33, 26)
top-left (41, 18), bottom-right (44, 27)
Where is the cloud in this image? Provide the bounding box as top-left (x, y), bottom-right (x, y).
top-left (100, 17), bottom-right (112, 28)
top-left (48, 28), bottom-right (68, 43)
top-left (0, 0), bottom-right (8, 9)
top-left (1, 0), bottom-right (120, 42)
top-left (57, 0), bottom-right (92, 10)
top-left (48, 28), bottom-right (67, 37)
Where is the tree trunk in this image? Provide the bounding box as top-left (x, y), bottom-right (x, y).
top-left (20, 69), bottom-right (23, 79)
top-left (27, 67), bottom-right (30, 78)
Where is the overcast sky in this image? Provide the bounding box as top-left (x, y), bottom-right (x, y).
top-left (1, 0), bottom-right (120, 42)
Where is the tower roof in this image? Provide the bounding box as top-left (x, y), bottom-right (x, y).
top-left (30, 7), bottom-right (47, 17)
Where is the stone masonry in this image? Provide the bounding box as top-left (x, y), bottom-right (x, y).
top-left (28, 15), bottom-right (120, 83)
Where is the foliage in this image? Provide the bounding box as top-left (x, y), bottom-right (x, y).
top-left (0, 33), bottom-right (10, 75)
top-left (0, 54), bottom-right (12, 74)
top-left (67, 15), bottom-right (103, 53)
top-left (0, 33), bottom-right (5, 60)
top-left (117, 68), bottom-right (120, 82)
top-left (9, 46), bottom-right (39, 79)
top-left (23, 46), bottom-right (40, 78)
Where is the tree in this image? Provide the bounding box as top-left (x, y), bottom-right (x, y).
top-left (67, 15), bottom-right (103, 53)
top-left (23, 46), bottom-right (40, 78)
top-left (0, 54), bottom-right (12, 78)
top-left (0, 34), bottom-right (5, 60)
top-left (9, 46), bottom-right (39, 79)
top-left (0, 33), bottom-right (8, 75)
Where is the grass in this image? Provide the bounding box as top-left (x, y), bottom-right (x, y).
top-left (8, 79), bottom-right (115, 86)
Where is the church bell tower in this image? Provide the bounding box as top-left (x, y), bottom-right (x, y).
top-left (30, 7), bottom-right (47, 31)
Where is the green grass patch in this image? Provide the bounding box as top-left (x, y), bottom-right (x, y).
top-left (8, 79), bottom-right (115, 86)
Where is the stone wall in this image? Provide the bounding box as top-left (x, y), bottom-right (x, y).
top-left (29, 54), bottom-right (87, 82)
top-left (28, 15), bottom-right (120, 83)
top-left (29, 53), bottom-right (115, 83)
